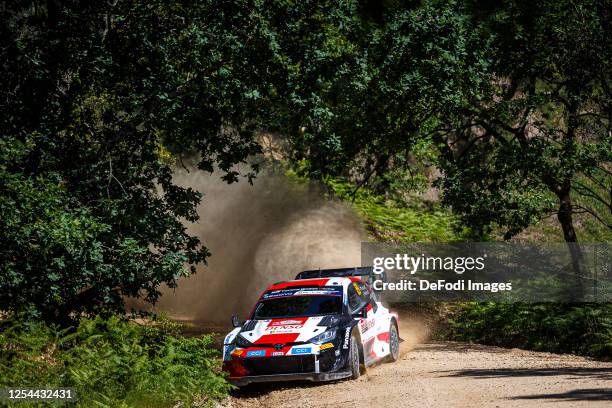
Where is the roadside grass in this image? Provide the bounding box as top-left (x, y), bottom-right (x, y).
top-left (0, 315), bottom-right (231, 407)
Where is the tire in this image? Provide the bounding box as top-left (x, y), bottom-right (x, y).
top-left (388, 322), bottom-right (400, 362)
top-left (348, 333), bottom-right (361, 379)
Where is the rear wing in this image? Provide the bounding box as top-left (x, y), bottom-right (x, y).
top-left (295, 267), bottom-right (387, 289)
top-left (295, 267), bottom-right (374, 280)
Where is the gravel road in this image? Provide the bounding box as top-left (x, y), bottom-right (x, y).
top-left (227, 341), bottom-right (612, 408)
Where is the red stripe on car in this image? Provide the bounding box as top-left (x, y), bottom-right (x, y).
top-left (377, 331), bottom-right (390, 342)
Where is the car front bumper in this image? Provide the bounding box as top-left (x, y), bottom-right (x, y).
top-left (224, 347), bottom-right (350, 386)
top-left (227, 370), bottom-right (352, 386)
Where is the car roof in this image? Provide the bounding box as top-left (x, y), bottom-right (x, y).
top-left (266, 276), bottom-right (364, 291)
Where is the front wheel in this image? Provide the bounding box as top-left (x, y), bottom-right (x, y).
top-left (348, 333), bottom-right (361, 379)
top-left (388, 323), bottom-right (400, 362)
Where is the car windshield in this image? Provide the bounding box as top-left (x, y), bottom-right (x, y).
top-left (253, 295), bottom-right (342, 319)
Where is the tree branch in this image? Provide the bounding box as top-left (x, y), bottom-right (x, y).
top-left (573, 205), bottom-right (612, 229)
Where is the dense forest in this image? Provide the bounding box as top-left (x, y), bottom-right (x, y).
top-left (1, 1), bottom-right (610, 406)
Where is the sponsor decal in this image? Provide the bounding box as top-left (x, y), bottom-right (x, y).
top-left (271, 351), bottom-right (285, 356)
top-left (319, 342), bottom-right (334, 351)
top-left (271, 319), bottom-right (303, 326)
top-left (265, 325), bottom-right (303, 333)
top-left (294, 289), bottom-right (340, 296)
top-left (343, 327), bottom-right (351, 349)
top-left (231, 349), bottom-right (245, 357)
top-left (360, 318), bottom-right (375, 333)
top-left (353, 282), bottom-right (362, 296)
top-left (246, 349), bottom-right (266, 357)
top-left (291, 347), bottom-right (312, 355)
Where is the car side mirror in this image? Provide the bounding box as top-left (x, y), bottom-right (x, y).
top-left (231, 315), bottom-right (241, 328)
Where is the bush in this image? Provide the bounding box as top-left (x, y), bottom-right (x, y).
top-left (323, 177), bottom-right (465, 242)
top-left (0, 315), bottom-right (231, 407)
top-left (446, 302), bottom-right (612, 359)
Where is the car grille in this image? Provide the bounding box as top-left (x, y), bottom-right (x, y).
top-left (243, 355), bottom-right (315, 376)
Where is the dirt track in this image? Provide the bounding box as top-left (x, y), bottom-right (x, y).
top-left (227, 341), bottom-right (612, 408)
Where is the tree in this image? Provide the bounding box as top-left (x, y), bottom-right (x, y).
top-left (437, 0), bottom-right (611, 237)
top-left (282, 0), bottom-right (488, 187)
top-left (283, 0), bottom-right (610, 249)
top-left (0, 0), bottom-right (301, 320)
top-left (434, 0), bottom-right (611, 293)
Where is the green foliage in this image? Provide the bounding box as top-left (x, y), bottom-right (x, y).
top-left (0, 316), bottom-right (230, 407)
top-left (0, 132), bottom-right (205, 320)
top-left (284, 0), bottom-right (488, 181)
top-left (1, 1), bottom-right (347, 319)
top-left (0, 320), bottom-right (65, 390)
top-left (446, 303), bottom-right (612, 358)
top-left (324, 177), bottom-right (465, 242)
top-left (278, 0), bottom-right (611, 244)
top-left (436, 0), bottom-right (611, 241)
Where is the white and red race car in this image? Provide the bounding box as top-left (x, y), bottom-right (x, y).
top-left (222, 267), bottom-right (400, 386)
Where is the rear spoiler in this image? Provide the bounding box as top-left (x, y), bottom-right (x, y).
top-left (295, 267), bottom-right (387, 288)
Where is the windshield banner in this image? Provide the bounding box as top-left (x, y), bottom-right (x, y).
top-left (262, 287), bottom-right (343, 299)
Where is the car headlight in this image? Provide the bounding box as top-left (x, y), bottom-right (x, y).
top-left (234, 334), bottom-right (252, 348)
top-left (308, 328), bottom-right (337, 344)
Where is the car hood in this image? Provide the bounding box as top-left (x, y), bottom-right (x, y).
top-left (239, 316), bottom-right (333, 344)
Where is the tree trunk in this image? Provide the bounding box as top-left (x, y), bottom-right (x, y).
top-left (557, 190), bottom-right (577, 242)
top-left (554, 101), bottom-right (585, 301)
top-left (556, 188), bottom-right (585, 300)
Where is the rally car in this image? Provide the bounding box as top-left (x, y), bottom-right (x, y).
top-left (222, 267), bottom-right (400, 386)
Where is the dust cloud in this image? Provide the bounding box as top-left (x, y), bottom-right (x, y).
top-left (397, 313), bottom-right (432, 356)
top-left (148, 167), bottom-right (365, 324)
